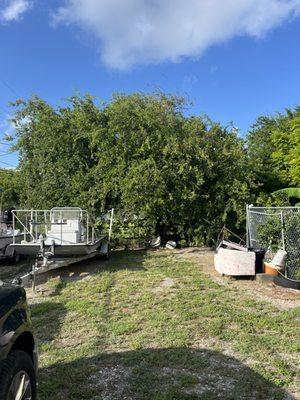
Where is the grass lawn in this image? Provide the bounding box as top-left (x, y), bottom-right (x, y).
top-left (24, 250), bottom-right (300, 399)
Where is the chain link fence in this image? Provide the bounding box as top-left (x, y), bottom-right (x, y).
top-left (247, 206), bottom-right (300, 280)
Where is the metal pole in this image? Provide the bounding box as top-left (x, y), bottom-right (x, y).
top-left (246, 204), bottom-right (250, 249)
top-left (32, 261), bottom-right (36, 292)
top-left (86, 213), bottom-right (89, 244)
top-left (60, 210), bottom-right (62, 244)
top-left (44, 211), bottom-right (47, 236)
top-left (280, 211), bottom-right (285, 251)
top-left (0, 190), bottom-right (4, 218)
top-left (12, 212), bottom-right (15, 244)
top-left (35, 210), bottom-right (38, 241)
top-left (30, 210), bottom-right (33, 238)
top-left (280, 211), bottom-right (287, 277)
top-left (109, 208), bottom-right (114, 242)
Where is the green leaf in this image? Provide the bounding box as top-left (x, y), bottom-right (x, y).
top-left (274, 187), bottom-right (300, 200)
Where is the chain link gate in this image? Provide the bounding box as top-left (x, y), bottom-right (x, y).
top-left (246, 206), bottom-right (300, 280)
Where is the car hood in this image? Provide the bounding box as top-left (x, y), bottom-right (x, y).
top-left (0, 285), bottom-right (26, 319)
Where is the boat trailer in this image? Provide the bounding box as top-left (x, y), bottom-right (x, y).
top-left (11, 207), bottom-right (114, 288)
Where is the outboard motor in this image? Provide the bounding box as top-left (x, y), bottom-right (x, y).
top-left (2, 207), bottom-right (15, 226)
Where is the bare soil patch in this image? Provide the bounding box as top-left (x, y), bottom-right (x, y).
top-left (178, 247), bottom-right (300, 310)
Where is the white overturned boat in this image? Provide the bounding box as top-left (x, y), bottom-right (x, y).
top-left (10, 207), bottom-right (113, 286)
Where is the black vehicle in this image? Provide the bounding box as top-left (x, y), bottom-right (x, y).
top-left (0, 283), bottom-right (38, 400)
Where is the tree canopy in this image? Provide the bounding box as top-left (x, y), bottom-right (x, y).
top-left (1, 92), bottom-right (298, 245)
top-left (247, 107), bottom-right (300, 190)
top-left (0, 168), bottom-right (20, 211)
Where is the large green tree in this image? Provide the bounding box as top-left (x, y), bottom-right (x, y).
top-left (0, 168), bottom-right (21, 210)
top-left (10, 92), bottom-right (254, 244)
top-left (247, 107), bottom-right (300, 204)
top-left (11, 95), bottom-right (102, 209)
top-left (272, 113), bottom-right (300, 187)
top-left (90, 93), bottom-right (253, 243)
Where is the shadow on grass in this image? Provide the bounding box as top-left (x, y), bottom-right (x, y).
top-left (32, 250), bottom-right (148, 296)
top-left (38, 347), bottom-right (295, 400)
top-left (30, 301), bottom-right (67, 343)
top-left (30, 250), bottom-right (296, 399)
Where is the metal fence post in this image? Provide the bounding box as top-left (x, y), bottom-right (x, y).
top-left (60, 210), bottom-right (62, 245)
top-left (35, 210), bottom-right (38, 241)
top-left (280, 211), bottom-right (287, 277)
top-left (86, 212), bottom-right (89, 244)
top-left (109, 208), bottom-right (114, 242)
top-left (30, 209), bottom-right (33, 239)
top-left (246, 204), bottom-right (250, 249)
top-left (12, 212), bottom-right (15, 244)
top-left (280, 211), bottom-right (285, 251)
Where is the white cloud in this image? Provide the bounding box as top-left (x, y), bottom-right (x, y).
top-left (0, 0), bottom-right (31, 22)
top-left (53, 0), bottom-right (300, 69)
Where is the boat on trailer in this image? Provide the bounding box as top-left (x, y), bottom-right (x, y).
top-left (10, 207), bottom-right (113, 286)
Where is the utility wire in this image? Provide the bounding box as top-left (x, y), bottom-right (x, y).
top-left (0, 151), bottom-right (17, 156)
top-left (0, 160), bottom-right (17, 168)
top-left (0, 76), bottom-right (21, 98)
top-left (0, 77), bottom-right (20, 169)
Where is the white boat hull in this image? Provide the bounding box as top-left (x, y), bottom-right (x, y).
top-left (11, 236), bottom-right (106, 257)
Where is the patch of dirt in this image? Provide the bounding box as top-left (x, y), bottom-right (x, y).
top-left (177, 247), bottom-right (300, 310)
top-left (237, 281), bottom-right (300, 310)
top-left (161, 277), bottom-right (175, 287)
top-left (87, 358), bottom-right (296, 400)
top-left (151, 277), bottom-right (178, 298)
top-left (88, 365), bottom-right (133, 400)
top-left (162, 366), bottom-right (236, 398)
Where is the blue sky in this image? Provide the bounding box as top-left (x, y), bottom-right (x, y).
top-left (1, 0), bottom-right (300, 168)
